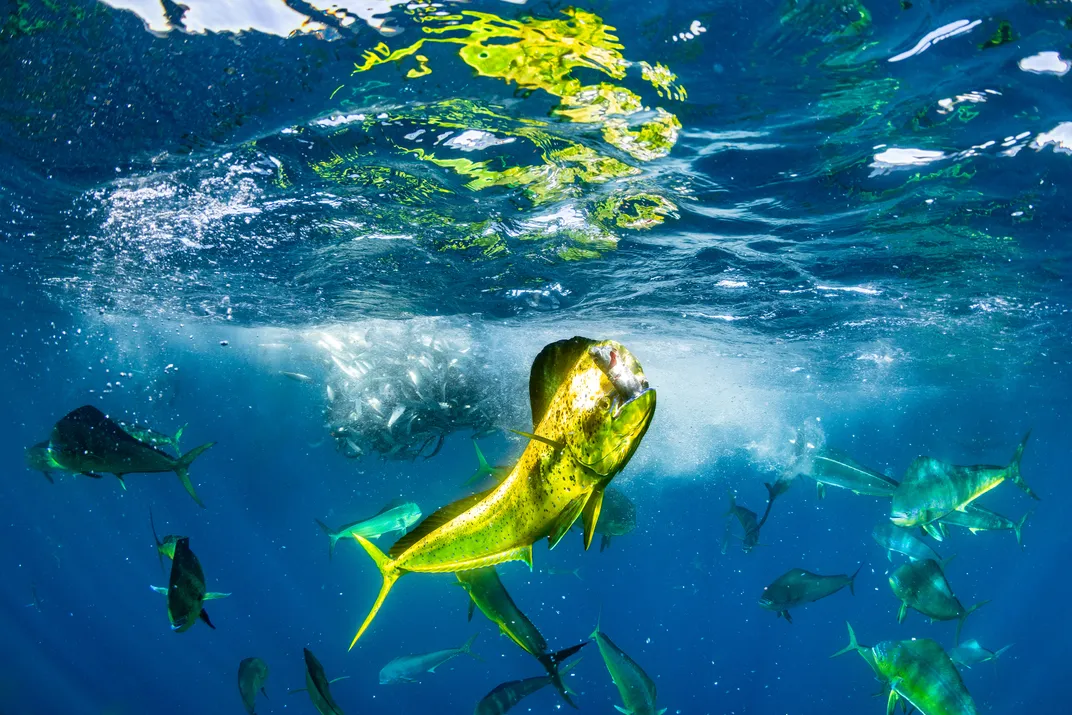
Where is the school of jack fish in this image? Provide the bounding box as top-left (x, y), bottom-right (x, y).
top-left (22, 321), bottom-right (1040, 715)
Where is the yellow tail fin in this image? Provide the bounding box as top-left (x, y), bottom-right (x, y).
top-left (349, 534), bottom-right (400, 650)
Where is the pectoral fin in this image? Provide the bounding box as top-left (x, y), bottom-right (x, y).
top-left (328, 676), bottom-right (350, 684)
top-left (114, 474), bottom-right (127, 490)
top-left (204, 592), bottom-right (231, 600)
top-left (921, 523), bottom-right (943, 541)
top-left (614, 707), bottom-right (633, 715)
top-left (581, 488), bottom-right (604, 551)
top-left (897, 601), bottom-right (907, 624)
top-left (548, 495), bottom-right (589, 550)
top-left (199, 608), bottom-right (216, 629)
top-left (886, 681), bottom-right (902, 715)
top-left (150, 585), bottom-right (168, 595)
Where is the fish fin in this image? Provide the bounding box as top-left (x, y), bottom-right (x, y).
top-left (315, 519), bottom-right (338, 560)
top-left (389, 489), bottom-right (491, 559)
top-left (199, 609), bottom-right (216, 630)
top-left (886, 686), bottom-right (900, 715)
top-left (41, 471), bottom-right (55, 484)
top-left (939, 554), bottom-right (957, 571)
top-left (614, 707), bottom-right (632, 715)
top-left (539, 641), bottom-right (588, 705)
top-left (508, 429), bottom-right (566, 453)
top-left (114, 475), bottom-right (127, 490)
top-left (581, 488), bottom-right (604, 551)
top-left (529, 337), bottom-right (598, 427)
top-left (465, 441), bottom-right (494, 485)
top-left (956, 600), bottom-right (989, 646)
top-left (150, 585), bottom-right (168, 595)
top-left (204, 592), bottom-right (231, 600)
top-left (967, 527), bottom-right (982, 535)
top-left (600, 535), bottom-right (612, 552)
top-left (328, 676), bottom-right (350, 684)
top-left (849, 565), bottom-right (862, 596)
top-left (460, 633), bottom-right (481, 660)
top-left (1007, 430), bottom-right (1037, 499)
top-left (1014, 510), bottom-right (1032, 549)
top-left (994, 644), bottom-right (1013, 658)
top-left (150, 508), bottom-right (165, 574)
top-left (261, 687), bottom-right (268, 699)
top-left (173, 424), bottom-right (186, 451)
top-left (467, 595), bottom-right (476, 623)
top-left (549, 494), bottom-right (590, 550)
top-left (174, 442), bottom-right (215, 509)
top-left (887, 550), bottom-right (892, 562)
top-left (831, 622), bottom-right (861, 658)
top-left (897, 601), bottom-right (907, 624)
top-left (816, 482), bottom-right (826, 500)
top-left (288, 688), bottom-right (307, 695)
top-left (921, 523), bottom-right (943, 541)
top-left (782, 610), bottom-right (792, 624)
top-left (79, 472), bottom-right (104, 479)
top-left (350, 534), bottom-right (400, 649)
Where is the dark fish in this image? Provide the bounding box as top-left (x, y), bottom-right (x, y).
top-left (48, 405), bottom-right (215, 507)
top-left (238, 657), bottom-right (269, 715)
top-left (888, 559), bottom-right (987, 644)
top-left (150, 537), bottom-right (230, 632)
top-left (725, 480), bottom-right (786, 553)
top-left (458, 567), bottom-right (585, 706)
top-left (474, 661), bottom-right (581, 715)
top-left (758, 566), bottom-right (861, 623)
top-left (290, 648), bottom-right (349, 715)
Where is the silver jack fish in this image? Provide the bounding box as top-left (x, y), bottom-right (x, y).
top-left (938, 504), bottom-right (1031, 548)
top-left (888, 559), bottom-right (987, 645)
top-left (949, 639), bottom-right (1012, 669)
top-left (237, 657), bottom-right (269, 715)
top-left (591, 618), bottom-right (666, 715)
top-left (791, 438), bottom-right (899, 499)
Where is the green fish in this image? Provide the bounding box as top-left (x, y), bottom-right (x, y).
top-left (315, 501), bottom-right (422, 560)
top-left (888, 559), bottom-right (987, 644)
top-left (150, 537), bottom-right (230, 632)
top-left (474, 661), bottom-right (580, 715)
top-left (571, 485), bottom-right (636, 551)
top-left (872, 523), bottom-right (941, 563)
top-left (937, 504), bottom-right (1031, 548)
top-left (758, 566), bottom-right (861, 623)
top-left (48, 405), bottom-right (215, 507)
top-left (119, 422), bottom-right (185, 453)
top-left (949, 639), bottom-right (1012, 669)
top-left (891, 433), bottom-right (1035, 528)
top-left (457, 567), bottom-right (586, 706)
top-left (793, 439), bottom-right (899, 498)
top-left (832, 622), bottom-right (977, 715)
top-left (290, 648), bottom-right (349, 715)
top-left (347, 338), bottom-right (656, 648)
top-left (591, 618), bottom-right (666, 715)
top-left (465, 441), bottom-right (511, 486)
top-left (24, 441), bottom-right (82, 484)
top-left (237, 657), bottom-right (270, 715)
top-left (379, 634), bottom-right (480, 684)
top-left (149, 508), bottom-right (186, 574)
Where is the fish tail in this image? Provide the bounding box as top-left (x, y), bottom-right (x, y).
top-left (723, 490), bottom-right (736, 517)
top-left (315, 519), bottom-right (338, 560)
top-left (848, 564), bottom-right (863, 596)
top-left (830, 622), bottom-right (860, 658)
top-left (349, 534), bottom-right (400, 650)
top-left (1014, 510), bottom-right (1033, 549)
top-left (174, 442), bottom-right (216, 509)
top-left (993, 644), bottom-right (1013, 659)
top-left (539, 641), bottom-right (587, 708)
top-left (173, 423), bottom-right (187, 451)
top-left (1007, 431), bottom-right (1037, 500)
top-left (956, 600), bottom-right (990, 646)
top-left (460, 632), bottom-right (481, 660)
top-left (590, 605), bottom-right (603, 640)
top-left (465, 440), bottom-right (492, 485)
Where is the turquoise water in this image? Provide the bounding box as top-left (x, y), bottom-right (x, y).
top-left (1, 1), bottom-right (1069, 714)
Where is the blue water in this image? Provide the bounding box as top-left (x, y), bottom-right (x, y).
top-left (2, 0), bottom-right (1071, 713)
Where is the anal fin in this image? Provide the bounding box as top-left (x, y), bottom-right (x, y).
top-left (549, 495), bottom-right (589, 550)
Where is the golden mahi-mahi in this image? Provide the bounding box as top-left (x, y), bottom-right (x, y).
top-left (347, 337), bottom-right (656, 648)
top-left (832, 622), bottom-right (977, 715)
top-left (891, 433), bottom-right (1034, 528)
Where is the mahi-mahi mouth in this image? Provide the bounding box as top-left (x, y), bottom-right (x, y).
top-left (890, 510), bottom-right (911, 526)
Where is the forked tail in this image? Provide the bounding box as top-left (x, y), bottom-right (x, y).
top-left (830, 622), bottom-right (862, 658)
top-left (537, 642), bottom-right (587, 708)
top-left (956, 600), bottom-right (990, 646)
top-left (174, 442), bottom-right (216, 509)
top-left (1013, 511), bottom-right (1032, 549)
top-left (349, 534), bottom-right (400, 650)
top-left (848, 565), bottom-right (863, 596)
top-left (315, 519), bottom-right (340, 560)
top-left (1007, 431), bottom-right (1037, 500)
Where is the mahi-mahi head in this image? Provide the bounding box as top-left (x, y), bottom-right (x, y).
top-left (347, 337), bottom-right (657, 648)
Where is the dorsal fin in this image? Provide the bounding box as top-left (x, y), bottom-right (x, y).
top-left (388, 488), bottom-right (492, 559)
top-left (529, 337), bottom-right (597, 428)
top-left (376, 497), bottom-right (409, 515)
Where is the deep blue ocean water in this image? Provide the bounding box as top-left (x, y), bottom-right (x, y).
top-left (2, 1), bottom-right (1071, 714)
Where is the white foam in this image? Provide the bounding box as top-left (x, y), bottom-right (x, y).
top-left (1018, 51), bottom-right (1070, 76)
